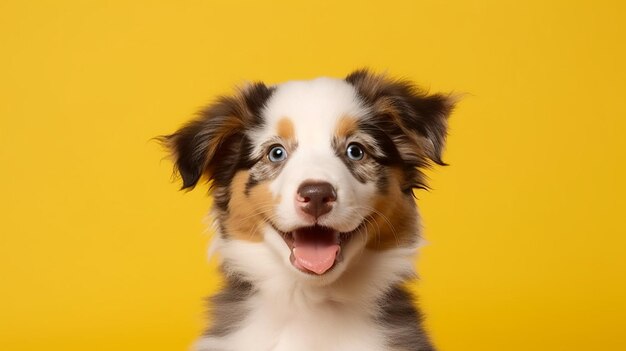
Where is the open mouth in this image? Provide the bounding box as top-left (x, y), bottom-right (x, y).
top-left (280, 225), bottom-right (352, 275)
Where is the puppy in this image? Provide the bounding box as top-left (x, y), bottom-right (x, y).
top-left (161, 69), bottom-right (455, 351)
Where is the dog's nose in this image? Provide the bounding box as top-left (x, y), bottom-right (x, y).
top-left (296, 181), bottom-right (337, 219)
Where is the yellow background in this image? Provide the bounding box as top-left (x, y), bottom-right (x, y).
top-left (1, 1), bottom-right (625, 350)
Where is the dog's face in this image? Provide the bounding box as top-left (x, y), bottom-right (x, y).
top-left (163, 70), bottom-right (454, 285)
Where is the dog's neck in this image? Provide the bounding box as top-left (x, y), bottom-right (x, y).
top-left (217, 236), bottom-right (418, 311)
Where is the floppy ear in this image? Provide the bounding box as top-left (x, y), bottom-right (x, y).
top-left (160, 83), bottom-right (274, 190)
top-left (346, 69), bottom-right (456, 165)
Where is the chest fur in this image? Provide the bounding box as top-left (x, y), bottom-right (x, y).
top-left (195, 243), bottom-right (429, 351)
top-left (198, 290), bottom-right (388, 351)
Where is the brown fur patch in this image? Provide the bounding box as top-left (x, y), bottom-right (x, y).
top-left (276, 117), bottom-right (295, 141)
top-left (222, 171), bottom-right (279, 242)
top-left (334, 115), bottom-right (359, 138)
top-left (365, 168), bottom-right (419, 250)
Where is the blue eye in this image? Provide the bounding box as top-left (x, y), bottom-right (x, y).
top-left (346, 143), bottom-right (364, 161)
top-left (268, 145), bottom-right (287, 162)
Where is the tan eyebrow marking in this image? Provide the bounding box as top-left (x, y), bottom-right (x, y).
top-left (334, 115), bottom-right (359, 138)
top-left (276, 117), bottom-right (295, 140)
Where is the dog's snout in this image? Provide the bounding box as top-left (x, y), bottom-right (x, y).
top-left (296, 181), bottom-right (337, 219)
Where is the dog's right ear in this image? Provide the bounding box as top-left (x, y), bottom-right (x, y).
top-left (346, 69), bottom-right (457, 166)
top-left (159, 83), bottom-right (274, 190)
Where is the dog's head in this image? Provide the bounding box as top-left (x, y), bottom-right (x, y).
top-left (162, 70), bottom-right (455, 285)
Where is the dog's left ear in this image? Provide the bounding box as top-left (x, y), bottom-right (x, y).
top-left (346, 69), bottom-right (457, 165)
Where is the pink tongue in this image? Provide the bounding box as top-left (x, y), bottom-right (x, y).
top-left (293, 244), bottom-right (340, 275)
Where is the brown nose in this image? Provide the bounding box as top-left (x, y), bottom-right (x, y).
top-left (296, 181), bottom-right (337, 219)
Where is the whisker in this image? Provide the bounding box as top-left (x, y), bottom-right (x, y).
top-left (349, 206), bottom-right (402, 248)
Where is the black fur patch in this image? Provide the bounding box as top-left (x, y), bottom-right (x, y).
top-left (204, 273), bottom-right (256, 337)
top-left (377, 285), bottom-right (435, 351)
